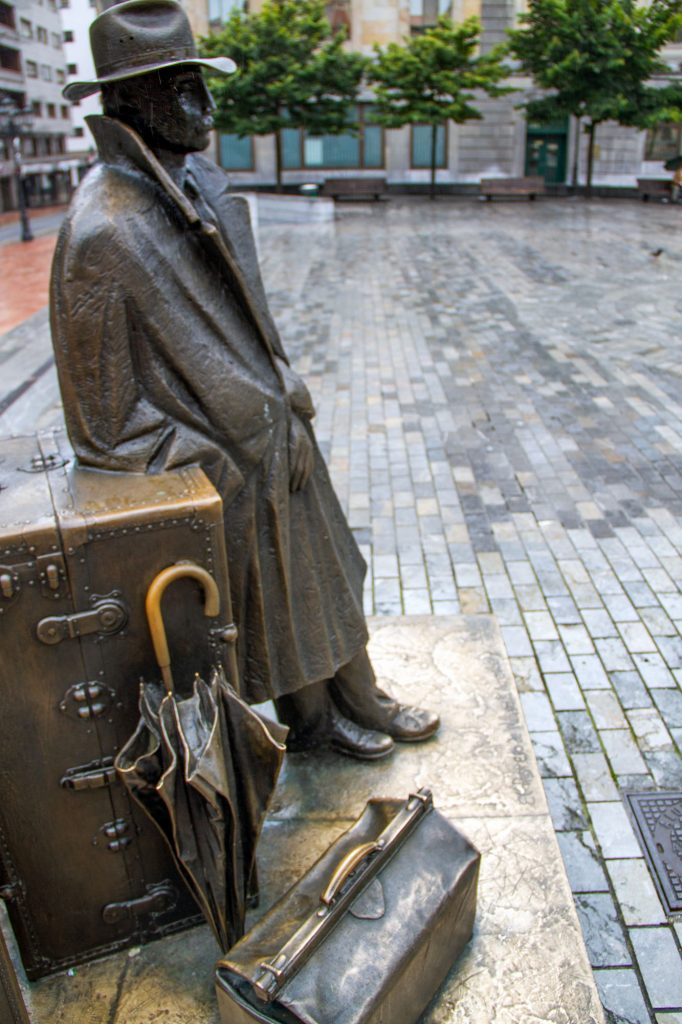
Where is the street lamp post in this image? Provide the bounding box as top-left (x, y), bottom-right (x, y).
top-left (1, 95), bottom-right (34, 243)
top-left (11, 135), bottom-right (33, 243)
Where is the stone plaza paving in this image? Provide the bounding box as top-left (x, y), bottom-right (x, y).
top-left (1, 196), bottom-right (682, 1022)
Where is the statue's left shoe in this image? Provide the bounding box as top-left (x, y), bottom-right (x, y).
top-left (381, 703), bottom-right (440, 742)
top-left (351, 686), bottom-right (440, 742)
top-left (329, 658), bottom-right (440, 744)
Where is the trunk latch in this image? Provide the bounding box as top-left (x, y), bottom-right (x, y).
top-left (102, 882), bottom-right (178, 925)
top-left (60, 757), bottom-right (117, 791)
top-left (37, 597), bottom-right (127, 645)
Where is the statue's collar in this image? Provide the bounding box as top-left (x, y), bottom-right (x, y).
top-left (86, 114), bottom-right (200, 228)
top-left (86, 115), bottom-right (280, 363)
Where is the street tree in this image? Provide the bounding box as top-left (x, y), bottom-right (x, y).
top-left (367, 17), bottom-right (510, 199)
top-left (507, 0), bottom-right (682, 194)
top-left (200, 0), bottom-right (367, 191)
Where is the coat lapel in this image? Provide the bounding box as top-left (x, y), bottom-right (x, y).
top-left (86, 115), bottom-right (283, 367)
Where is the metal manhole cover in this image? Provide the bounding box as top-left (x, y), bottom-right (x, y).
top-left (625, 791), bottom-right (682, 915)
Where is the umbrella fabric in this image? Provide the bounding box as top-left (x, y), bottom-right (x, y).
top-left (116, 666), bottom-right (287, 950)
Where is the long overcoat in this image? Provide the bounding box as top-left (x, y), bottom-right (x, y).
top-left (49, 114), bottom-right (368, 703)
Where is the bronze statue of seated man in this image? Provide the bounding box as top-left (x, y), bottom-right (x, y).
top-left (52, 0), bottom-right (439, 760)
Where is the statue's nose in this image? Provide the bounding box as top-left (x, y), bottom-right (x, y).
top-left (202, 83), bottom-right (217, 113)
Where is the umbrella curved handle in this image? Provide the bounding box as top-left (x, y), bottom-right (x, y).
top-left (145, 563), bottom-right (221, 694)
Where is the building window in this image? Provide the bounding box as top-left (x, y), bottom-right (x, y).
top-left (20, 17), bottom-right (33, 37)
top-left (208, 0), bottom-right (241, 25)
top-left (56, 68), bottom-right (65, 83)
top-left (326, 0), bottom-right (351, 34)
top-left (219, 133), bottom-right (254, 170)
top-left (48, 0), bottom-right (57, 10)
top-left (32, 100), bottom-right (42, 116)
top-left (47, 102), bottom-right (56, 118)
top-left (26, 59), bottom-right (38, 77)
top-left (23, 136), bottom-right (36, 157)
top-left (60, 103), bottom-right (68, 118)
top-left (0, 2), bottom-right (16, 30)
top-left (645, 122), bottom-right (681, 162)
top-left (0, 46), bottom-right (21, 73)
top-left (41, 64), bottom-right (52, 81)
top-left (67, 62), bottom-right (78, 75)
top-left (281, 106), bottom-right (384, 169)
top-left (410, 123), bottom-right (446, 168)
top-left (60, 0), bottom-right (70, 6)
top-left (51, 31), bottom-right (61, 47)
top-left (37, 26), bottom-right (48, 44)
top-left (63, 29), bottom-right (73, 42)
top-left (73, 126), bottom-right (84, 137)
top-left (54, 136), bottom-right (65, 154)
top-left (410, 0), bottom-right (451, 34)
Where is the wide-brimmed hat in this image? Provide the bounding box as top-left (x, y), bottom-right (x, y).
top-left (63, 0), bottom-right (236, 103)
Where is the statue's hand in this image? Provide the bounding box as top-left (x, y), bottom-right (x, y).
top-left (288, 415), bottom-right (315, 493)
top-left (276, 357), bottom-right (315, 420)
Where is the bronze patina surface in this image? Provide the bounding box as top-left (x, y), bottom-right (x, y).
top-left (49, 0), bottom-right (438, 758)
top-left (0, 433), bottom-right (232, 977)
top-left (15, 616), bottom-right (606, 1024)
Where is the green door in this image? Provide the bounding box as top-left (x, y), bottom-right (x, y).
top-left (525, 122), bottom-right (568, 184)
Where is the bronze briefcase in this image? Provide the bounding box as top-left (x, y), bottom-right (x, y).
top-left (216, 789), bottom-right (480, 1024)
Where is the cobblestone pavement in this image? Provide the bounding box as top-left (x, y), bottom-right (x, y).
top-left (1, 196), bottom-right (682, 1022)
top-left (261, 198), bottom-right (682, 1024)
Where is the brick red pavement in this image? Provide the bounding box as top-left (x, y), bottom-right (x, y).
top-left (0, 203), bottom-right (67, 228)
top-left (0, 234), bottom-right (57, 335)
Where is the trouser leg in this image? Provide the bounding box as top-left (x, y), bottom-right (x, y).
top-left (331, 647), bottom-right (440, 742)
top-left (274, 672), bottom-right (395, 759)
top-left (274, 648), bottom-right (393, 742)
top-left (275, 647), bottom-right (438, 754)
top-left (329, 648), bottom-right (401, 731)
top-left (274, 679), bottom-right (332, 750)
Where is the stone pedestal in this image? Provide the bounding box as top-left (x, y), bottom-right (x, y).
top-left (8, 616), bottom-right (605, 1023)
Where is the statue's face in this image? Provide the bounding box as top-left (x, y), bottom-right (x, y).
top-left (115, 66), bottom-right (216, 153)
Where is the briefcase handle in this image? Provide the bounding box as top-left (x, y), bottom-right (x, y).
top-left (145, 562), bottom-right (220, 694)
top-left (321, 841), bottom-right (383, 906)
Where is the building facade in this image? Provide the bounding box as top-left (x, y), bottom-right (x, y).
top-left (61, 0), bottom-right (100, 168)
top-left (0, 0), bottom-right (82, 212)
top-left (6, 0), bottom-right (679, 206)
top-left (207, 0), bottom-right (682, 192)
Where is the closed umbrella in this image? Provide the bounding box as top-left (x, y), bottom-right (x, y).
top-left (116, 563), bottom-right (287, 950)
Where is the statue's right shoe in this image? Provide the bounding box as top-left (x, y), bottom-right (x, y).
top-left (328, 708), bottom-right (394, 761)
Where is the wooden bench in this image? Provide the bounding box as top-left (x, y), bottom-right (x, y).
top-left (637, 178), bottom-right (673, 201)
top-left (480, 176), bottom-right (546, 201)
top-left (320, 177), bottom-right (388, 201)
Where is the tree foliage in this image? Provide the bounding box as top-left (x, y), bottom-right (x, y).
top-left (507, 0), bottom-right (682, 191)
top-left (200, 0), bottom-right (367, 189)
top-left (367, 17), bottom-right (510, 197)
